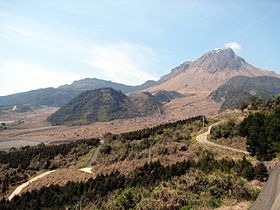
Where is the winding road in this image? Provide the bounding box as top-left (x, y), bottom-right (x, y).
top-left (9, 125), bottom-right (247, 201)
top-left (196, 122), bottom-right (249, 155)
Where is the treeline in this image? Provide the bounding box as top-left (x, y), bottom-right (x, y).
top-left (211, 96), bottom-right (280, 161)
top-left (0, 152), bottom-right (267, 210)
top-left (238, 96), bottom-right (280, 160)
top-left (210, 120), bottom-right (239, 139)
top-left (0, 138), bottom-right (100, 169)
top-left (240, 107), bottom-right (280, 160)
top-left (108, 116), bottom-right (206, 141)
top-left (240, 95), bottom-right (280, 112)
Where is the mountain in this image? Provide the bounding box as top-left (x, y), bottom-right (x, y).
top-left (58, 78), bottom-right (156, 94)
top-left (0, 78), bottom-right (156, 107)
top-left (210, 76), bottom-right (280, 111)
top-left (145, 48), bottom-right (279, 117)
top-left (191, 48), bottom-right (245, 72)
top-left (0, 88), bottom-right (77, 107)
top-left (156, 61), bottom-right (191, 85)
top-left (47, 88), bottom-right (163, 125)
top-left (147, 48), bottom-right (278, 94)
top-left (1, 48), bottom-right (279, 116)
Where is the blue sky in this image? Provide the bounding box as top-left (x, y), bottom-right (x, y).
top-left (0, 0), bottom-right (280, 96)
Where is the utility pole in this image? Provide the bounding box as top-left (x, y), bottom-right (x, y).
top-left (202, 116), bottom-right (205, 127)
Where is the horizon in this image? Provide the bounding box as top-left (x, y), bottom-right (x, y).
top-left (1, 0), bottom-right (280, 96)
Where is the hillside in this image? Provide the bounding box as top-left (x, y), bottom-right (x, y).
top-left (0, 115), bottom-right (267, 209)
top-left (210, 76), bottom-right (280, 111)
top-left (47, 88), bottom-right (164, 125)
top-left (153, 90), bottom-right (184, 103)
top-left (58, 78), bottom-right (156, 94)
top-left (47, 88), bottom-right (140, 125)
top-left (0, 78), bottom-right (155, 107)
top-left (1, 48), bottom-right (279, 119)
top-left (145, 48), bottom-right (279, 118)
top-left (129, 92), bottom-right (164, 116)
top-left (0, 88), bottom-right (77, 107)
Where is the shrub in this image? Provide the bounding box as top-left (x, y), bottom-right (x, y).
top-left (100, 144), bottom-right (112, 154)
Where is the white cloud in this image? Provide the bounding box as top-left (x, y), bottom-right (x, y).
top-left (0, 59), bottom-right (87, 96)
top-left (82, 42), bottom-right (158, 85)
top-left (224, 42), bottom-right (242, 53)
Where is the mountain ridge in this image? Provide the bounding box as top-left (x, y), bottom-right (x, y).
top-left (1, 48), bottom-right (279, 112)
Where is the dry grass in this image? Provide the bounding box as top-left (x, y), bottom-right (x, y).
top-left (21, 169), bottom-right (94, 194)
top-left (209, 136), bottom-right (247, 151)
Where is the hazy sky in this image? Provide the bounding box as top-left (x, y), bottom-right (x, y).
top-left (0, 0), bottom-right (280, 96)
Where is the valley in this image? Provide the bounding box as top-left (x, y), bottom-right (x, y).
top-left (0, 48), bottom-right (280, 210)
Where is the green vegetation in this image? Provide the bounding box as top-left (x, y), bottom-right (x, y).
top-left (210, 96), bottom-right (280, 161)
top-left (100, 144), bottom-right (112, 154)
top-left (47, 88), bottom-right (164, 125)
top-left (240, 108), bottom-right (280, 160)
top-left (0, 151), bottom-right (264, 210)
top-left (0, 78), bottom-right (155, 107)
top-left (0, 138), bottom-right (100, 169)
top-left (1, 109), bottom-right (275, 209)
top-left (0, 123), bottom-right (7, 131)
top-left (98, 116), bottom-right (203, 165)
top-left (117, 116), bottom-right (205, 141)
top-left (210, 120), bottom-right (239, 139)
top-left (0, 138), bottom-right (99, 196)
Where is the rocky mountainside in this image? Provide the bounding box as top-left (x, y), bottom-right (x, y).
top-left (1, 48), bottom-right (279, 118)
top-left (147, 48), bottom-right (278, 94)
top-left (47, 88), bottom-right (163, 125)
top-left (210, 76), bottom-right (280, 111)
top-left (191, 48), bottom-right (246, 72)
top-left (145, 48), bottom-right (279, 117)
top-left (0, 78), bottom-right (156, 107)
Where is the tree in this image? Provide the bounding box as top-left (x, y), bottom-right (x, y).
top-left (255, 162), bottom-right (268, 182)
top-left (240, 113), bottom-right (274, 160)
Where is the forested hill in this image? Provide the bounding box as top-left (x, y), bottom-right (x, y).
top-left (47, 88), bottom-right (165, 125)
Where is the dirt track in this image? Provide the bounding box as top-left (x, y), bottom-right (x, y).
top-left (196, 122), bottom-right (249, 155)
top-left (8, 170), bottom-right (57, 200)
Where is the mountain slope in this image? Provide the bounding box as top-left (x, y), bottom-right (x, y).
top-left (0, 88), bottom-right (77, 107)
top-left (147, 48), bottom-right (279, 94)
top-left (210, 76), bottom-right (280, 111)
top-left (129, 92), bottom-right (164, 115)
top-left (58, 78), bottom-right (156, 94)
top-left (0, 78), bottom-right (156, 107)
top-left (153, 90), bottom-right (184, 103)
top-left (47, 88), bottom-right (163, 125)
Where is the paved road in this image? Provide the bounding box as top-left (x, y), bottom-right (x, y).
top-left (196, 122), bottom-right (249, 155)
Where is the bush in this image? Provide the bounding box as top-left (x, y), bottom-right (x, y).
top-left (100, 145), bottom-right (112, 154)
top-left (210, 120), bottom-right (238, 139)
